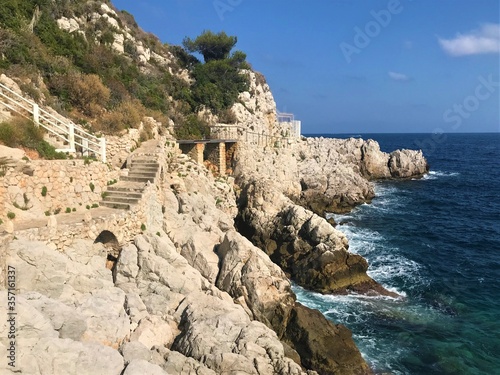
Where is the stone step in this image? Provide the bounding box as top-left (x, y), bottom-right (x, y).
top-left (102, 195), bottom-right (140, 204)
top-left (100, 201), bottom-right (131, 210)
top-left (121, 176), bottom-right (155, 183)
top-left (130, 164), bottom-right (159, 171)
top-left (130, 167), bottom-right (158, 174)
top-left (107, 185), bottom-right (145, 193)
top-left (104, 191), bottom-right (142, 199)
top-left (127, 172), bottom-right (157, 178)
top-left (131, 159), bottom-right (159, 165)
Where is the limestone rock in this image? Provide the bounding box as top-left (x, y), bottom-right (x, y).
top-left (173, 292), bottom-right (306, 375)
top-left (216, 230), bottom-right (295, 328)
top-left (130, 316), bottom-right (175, 349)
top-left (77, 287), bottom-right (130, 348)
top-left (121, 341), bottom-right (151, 364)
top-left (0, 145), bottom-right (26, 161)
top-left (162, 349), bottom-right (217, 375)
top-left (389, 149), bottom-right (429, 178)
top-left (284, 303), bottom-right (372, 375)
top-left (27, 338), bottom-right (124, 375)
top-left (124, 360), bottom-right (167, 375)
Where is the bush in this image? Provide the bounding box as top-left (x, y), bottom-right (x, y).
top-left (49, 73), bottom-right (110, 117)
top-left (65, 207), bottom-right (71, 213)
top-left (41, 186), bottom-right (47, 196)
top-left (218, 108), bottom-right (237, 124)
top-left (97, 99), bottom-right (146, 133)
top-left (7, 212), bottom-right (15, 220)
top-left (0, 118), bottom-right (66, 159)
top-left (174, 114), bottom-right (210, 140)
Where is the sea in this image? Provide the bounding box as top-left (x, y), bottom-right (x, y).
top-left (295, 133), bottom-right (500, 375)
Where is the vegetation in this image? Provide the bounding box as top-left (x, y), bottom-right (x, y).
top-left (7, 212), bottom-right (16, 220)
top-left (0, 118), bottom-right (66, 159)
top-left (183, 31), bottom-right (237, 62)
top-left (41, 186), bottom-right (47, 197)
top-left (0, 3), bottom-right (251, 141)
top-left (184, 31), bottom-right (250, 115)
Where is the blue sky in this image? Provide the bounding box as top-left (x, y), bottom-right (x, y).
top-left (112, 0), bottom-right (500, 134)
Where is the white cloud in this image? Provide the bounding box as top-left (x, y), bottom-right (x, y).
top-left (388, 71), bottom-right (409, 81)
top-left (439, 23), bottom-right (500, 56)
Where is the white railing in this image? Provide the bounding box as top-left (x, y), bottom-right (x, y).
top-left (209, 125), bottom-right (293, 148)
top-left (0, 82), bottom-right (106, 162)
top-left (277, 111), bottom-right (301, 138)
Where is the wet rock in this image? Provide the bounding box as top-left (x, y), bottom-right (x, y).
top-left (283, 303), bottom-right (372, 375)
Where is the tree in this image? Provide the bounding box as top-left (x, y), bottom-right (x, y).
top-left (183, 30), bottom-right (237, 63)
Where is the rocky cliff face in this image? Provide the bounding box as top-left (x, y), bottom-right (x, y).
top-left (1, 152), bottom-right (372, 375)
top-left (233, 131), bottom-right (428, 297)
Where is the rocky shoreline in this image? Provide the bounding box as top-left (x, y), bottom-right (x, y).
top-left (0, 61), bottom-right (429, 374)
top-left (0, 135), bottom-right (427, 375)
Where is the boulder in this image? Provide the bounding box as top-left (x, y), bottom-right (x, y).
top-left (28, 338), bottom-right (124, 375)
top-left (0, 145), bottom-right (26, 161)
top-left (123, 360), bottom-right (167, 375)
top-left (172, 292), bottom-right (306, 375)
top-left (283, 303), bottom-right (372, 375)
top-left (216, 229), bottom-right (295, 328)
top-left (130, 316), bottom-right (175, 349)
top-left (389, 149), bottom-right (429, 178)
top-left (121, 341), bottom-right (151, 364)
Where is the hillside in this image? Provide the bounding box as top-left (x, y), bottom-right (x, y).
top-left (0, 0), bottom-right (277, 143)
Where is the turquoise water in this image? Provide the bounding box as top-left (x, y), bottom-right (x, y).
top-left (296, 133), bottom-right (500, 375)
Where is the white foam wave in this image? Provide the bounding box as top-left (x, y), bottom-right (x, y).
top-left (422, 170), bottom-right (460, 180)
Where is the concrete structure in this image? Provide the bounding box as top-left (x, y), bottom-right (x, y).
top-left (177, 140), bottom-right (237, 176)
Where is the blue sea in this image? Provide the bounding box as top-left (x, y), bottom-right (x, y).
top-left (295, 133), bottom-right (500, 375)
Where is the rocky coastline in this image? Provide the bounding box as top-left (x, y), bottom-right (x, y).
top-left (0, 65), bottom-right (428, 375)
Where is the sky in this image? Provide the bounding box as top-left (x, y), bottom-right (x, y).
top-left (111, 0), bottom-right (500, 134)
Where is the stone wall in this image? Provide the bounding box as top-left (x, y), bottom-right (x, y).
top-left (106, 129), bottom-right (141, 168)
top-left (0, 159), bottom-right (120, 222)
top-left (12, 182), bottom-right (162, 251)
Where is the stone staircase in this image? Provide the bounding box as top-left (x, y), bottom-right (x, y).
top-left (100, 149), bottom-right (160, 210)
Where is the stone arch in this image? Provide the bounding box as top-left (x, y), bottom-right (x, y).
top-left (94, 230), bottom-right (121, 278)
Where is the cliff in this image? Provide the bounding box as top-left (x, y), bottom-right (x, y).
top-left (0, 1), bottom-right (429, 374)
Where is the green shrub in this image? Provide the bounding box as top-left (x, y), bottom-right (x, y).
top-left (174, 114), bottom-right (210, 140)
top-left (7, 212), bottom-right (15, 219)
top-left (89, 182), bottom-right (95, 192)
top-left (65, 207), bottom-right (71, 213)
top-left (86, 205), bottom-right (90, 210)
top-left (53, 207), bottom-right (61, 215)
top-left (72, 207), bottom-right (76, 212)
top-left (140, 223), bottom-right (146, 231)
top-left (91, 203), bottom-right (99, 208)
top-left (0, 118), bottom-right (66, 159)
top-left (0, 219), bottom-right (3, 225)
top-left (41, 186), bottom-right (47, 197)
top-left (45, 210), bottom-right (51, 216)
